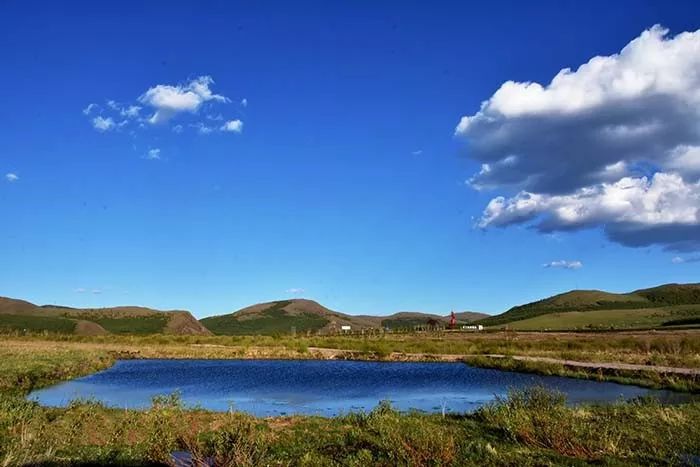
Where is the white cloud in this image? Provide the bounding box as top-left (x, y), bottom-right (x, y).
top-left (145, 148), bottom-right (161, 160)
top-left (412, 149), bottom-right (423, 156)
top-left (543, 260), bottom-right (583, 269)
top-left (220, 119), bottom-right (243, 133)
top-left (82, 103), bottom-right (97, 115)
top-left (172, 124), bottom-right (183, 133)
top-left (457, 26), bottom-right (700, 251)
top-left (92, 116), bottom-right (115, 131)
top-left (672, 255), bottom-right (700, 264)
top-left (121, 105), bottom-right (141, 118)
top-left (241, 98), bottom-right (248, 107)
top-left (74, 288), bottom-right (87, 293)
top-left (191, 123), bottom-right (214, 135)
top-left (139, 76), bottom-right (229, 124)
top-left (286, 288), bottom-right (305, 294)
top-left (91, 289), bottom-right (102, 295)
top-left (479, 173), bottom-right (700, 230)
top-left (5, 173), bottom-right (19, 182)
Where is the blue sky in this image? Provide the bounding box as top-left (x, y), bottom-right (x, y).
top-left (1, 1), bottom-right (700, 318)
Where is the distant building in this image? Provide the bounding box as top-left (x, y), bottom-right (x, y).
top-left (341, 325), bottom-right (351, 332)
top-left (461, 324), bottom-right (483, 331)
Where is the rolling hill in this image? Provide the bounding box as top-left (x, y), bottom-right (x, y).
top-left (0, 297), bottom-right (211, 336)
top-left (477, 283), bottom-right (700, 329)
top-left (200, 300), bottom-right (489, 335)
top-left (200, 299), bottom-right (378, 335)
top-left (375, 311), bottom-right (489, 330)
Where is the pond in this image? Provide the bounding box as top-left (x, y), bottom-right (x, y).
top-left (28, 359), bottom-right (687, 417)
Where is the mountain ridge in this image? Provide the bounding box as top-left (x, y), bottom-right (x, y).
top-left (0, 296), bottom-right (211, 336)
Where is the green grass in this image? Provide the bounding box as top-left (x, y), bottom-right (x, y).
top-left (499, 305), bottom-right (700, 331)
top-left (201, 301), bottom-right (330, 335)
top-left (478, 284), bottom-right (700, 327)
top-left (90, 315), bottom-right (169, 334)
top-left (463, 355), bottom-right (700, 392)
top-left (0, 314), bottom-right (77, 334)
top-left (381, 317), bottom-right (437, 330)
top-left (2, 334), bottom-right (700, 465)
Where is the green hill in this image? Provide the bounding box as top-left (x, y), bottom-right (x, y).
top-left (477, 283), bottom-right (700, 328)
top-left (0, 297), bottom-right (211, 336)
top-left (378, 311), bottom-right (489, 330)
top-left (201, 299), bottom-right (380, 335)
top-left (202, 302), bottom-right (491, 335)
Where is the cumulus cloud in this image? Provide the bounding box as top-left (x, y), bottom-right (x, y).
top-left (145, 148), bottom-right (161, 160)
top-left (457, 26), bottom-right (700, 251)
top-left (5, 173), bottom-right (19, 182)
top-left (220, 119), bottom-right (243, 133)
top-left (241, 98), bottom-right (248, 107)
top-left (92, 116), bottom-right (115, 131)
top-left (139, 76), bottom-right (229, 124)
top-left (543, 260), bottom-right (583, 269)
top-left (85, 76), bottom-right (243, 136)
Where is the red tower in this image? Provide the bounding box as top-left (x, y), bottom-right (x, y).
top-left (449, 311), bottom-right (456, 329)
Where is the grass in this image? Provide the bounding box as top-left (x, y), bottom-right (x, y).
top-left (499, 304), bottom-right (700, 331)
top-left (463, 355), bottom-right (700, 392)
top-left (0, 314), bottom-right (77, 334)
top-left (1, 334), bottom-right (700, 465)
top-left (477, 283), bottom-right (700, 327)
top-left (201, 301), bottom-right (330, 335)
top-left (90, 315), bottom-right (169, 334)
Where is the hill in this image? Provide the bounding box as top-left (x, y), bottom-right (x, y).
top-left (477, 283), bottom-right (700, 328)
top-left (201, 301), bottom-right (490, 335)
top-left (0, 297), bottom-right (211, 336)
top-left (201, 299), bottom-right (382, 335)
top-left (376, 311), bottom-right (489, 330)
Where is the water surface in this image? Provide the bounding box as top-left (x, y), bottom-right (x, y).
top-left (29, 359), bottom-right (685, 417)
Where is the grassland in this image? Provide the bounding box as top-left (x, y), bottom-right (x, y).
top-left (1, 333), bottom-right (700, 465)
top-left (476, 283), bottom-right (700, 327)
top-left (201, 301), bottom-right (331, 336)
top-left (500, 304), bottom-right (700, 331)
top-left (90, 315), bottom-right (170, 335)
top-left (0, 296), bottom-right (211, 336)
top-left (0, 314), bottom-right (77, 334)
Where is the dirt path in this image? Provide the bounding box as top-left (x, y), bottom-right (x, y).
top-left (307, 347), bottom-right (700, 376)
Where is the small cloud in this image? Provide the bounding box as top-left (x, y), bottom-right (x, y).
top-left (241, 98), bottom-right (248, 107)
top-left (286, 288), bottom-right (305, 295)
top-left (5, 173), bottom-right (19, 182)
top-left (221, 119), bottom-right (243, 133)
top-left (672, 255), bottom-right (700, 264)
top-left (145, 148), bottom-right (161, 160)
top-left (91, 289), bottom-right (102, 295)
top-left (411, 149), bottom-right (423, 156)
top-left (139, 75), bottom-right (229, 124)
top-left (191, 123), bottom-right (214, 135)
top-left (121, 105), bottom-right (141, 118)
top-left (172, 124), bottom-right (183, 133)
top-left (74, 288), bottom-right (87, 293)
top-left (82, 103), bottom-right (97, 115)
top-left (543, 260), bottom-right (583, 269)
top-left (92, 116), bottom-right (115, 131)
